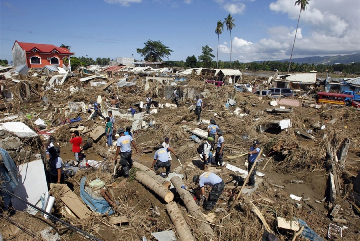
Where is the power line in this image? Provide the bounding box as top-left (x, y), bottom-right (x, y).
top-left (0, 187), bottom-right (102, 241)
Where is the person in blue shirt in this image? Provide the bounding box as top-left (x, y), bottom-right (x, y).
top-left (113, 128), bottom-right (138, 177)
top-left (247, 140), bottom-right (261, 187)
top-left (91, 101), bottom-right (105, 120)
top-left (194, 95), bottom-right (203, 122)
top-left (152, 146), bottom-right (177, 177)
top-left (193, 172), bottom-right (224, 210)
top-left (129, 106), bottom-right (137, 117)
top-left (207, 119), bottom-right (219, 140)
top-left (124, 126), bottom-right (133, 137)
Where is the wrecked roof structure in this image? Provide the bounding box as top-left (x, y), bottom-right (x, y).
top-left (0, 66), bottom-right (360, 241)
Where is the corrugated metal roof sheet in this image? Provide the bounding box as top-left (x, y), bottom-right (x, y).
top-left (346, 77), bottom-right (360, 86)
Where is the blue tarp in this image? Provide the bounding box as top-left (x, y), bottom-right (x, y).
top-left (80, 177), bottom-right (114, 215)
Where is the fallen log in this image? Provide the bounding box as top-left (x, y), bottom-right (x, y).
top-left (165, 201), bottom-right (195, 241)
top-left (338, 138), bottom-right (350, 169)
top-left (135, 171), bottom-right (174, 203)
top-left (171, 176), bottom-right (214, 237)
top-left (133, 161), bottom-right (171, 189)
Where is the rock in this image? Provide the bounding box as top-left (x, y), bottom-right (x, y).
top-left (0, 136), bottom-right (22, 150)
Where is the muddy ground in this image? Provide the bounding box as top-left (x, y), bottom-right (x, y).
top-left (0, 70), bottom-right (360, 241)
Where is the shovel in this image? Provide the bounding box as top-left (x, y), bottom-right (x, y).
top-left (175, 156), bottom-right (188, 180)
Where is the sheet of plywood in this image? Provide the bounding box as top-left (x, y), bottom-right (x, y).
top-left (12, 159), bottom-right (48, 215)
top-left (56, 184), bottom-right (91, 219)
top-left (277, 217), bottom-right (300, 231)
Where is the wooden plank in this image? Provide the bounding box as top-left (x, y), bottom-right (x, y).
top-left (56, 184), bottom-right (91, 219)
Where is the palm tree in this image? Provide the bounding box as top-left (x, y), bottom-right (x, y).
top-left (215, 20), bottom-right (224, 69)
top-left (288, 0), bottom-right (310, 73)
top-left (224, 14), bottom-right (235, 68)
top-left (60, 44), bottom-right (71, 50)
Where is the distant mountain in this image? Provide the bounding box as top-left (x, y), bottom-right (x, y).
top-left (277, 53), bottom-right (360, 65)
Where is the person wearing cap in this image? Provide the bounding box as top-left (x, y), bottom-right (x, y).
top-left (152, 146), bottom-right (178, 177)
top-left (193, 172), bottom-right (224, 210)
top-left (194, 95), bottom-right (203, 122)
top-left (247, 140), bottom-right (261, 187)
top-left (162, 137), bottom-right (172, 161)
top-left (201, 137), bottom-right (214, 170)
top-left (114, 128), bottom-right (138, 177)
top-left (215, 129), bottom-right (224, 166)
top-left (207, 119), bottom-right (219, 140)
top-left (70, 131), bottom-right (82, 163)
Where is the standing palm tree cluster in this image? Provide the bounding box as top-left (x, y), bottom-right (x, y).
top-left (288, 0), bottom-right (310, 73)
top-left (215, 14), bottom-right (236, 69)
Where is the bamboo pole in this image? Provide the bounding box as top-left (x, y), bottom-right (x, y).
top-left (230, 148), bottom-right (263, 209)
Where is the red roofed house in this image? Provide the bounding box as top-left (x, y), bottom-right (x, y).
top-left (12, 40), bottom-right (74, 68)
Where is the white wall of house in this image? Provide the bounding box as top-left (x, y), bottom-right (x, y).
top-left (286, 73), bottom-right (316, 84)
top-left (116, 57), bottom-right (134, 66)
top-left (12, 42), bottom-right (26, 67)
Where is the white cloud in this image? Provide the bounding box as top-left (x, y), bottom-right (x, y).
top-left (214, 0), bottom-right (246, 15)
top-left (224, 3), bottom-right (245, 14)
top-left (220, 0), bottom-right (360, 62)
top-left (184, 0), bottom-right (192, 4)
top-left (104, 0), bottom-right (142, 7)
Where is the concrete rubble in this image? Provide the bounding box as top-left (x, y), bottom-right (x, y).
top-left (0, 67), bottom-right (359, 241)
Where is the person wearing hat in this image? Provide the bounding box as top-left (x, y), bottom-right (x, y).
top-left (152, 146), bottom-right (178, 177)
top-left (193, 172), bottom-right (224, 210)
top-left (201, 137), bottom-right (214, 170)
top-left (113, 128), bottom-right (138, 177)
top-left (162, 137), bottom-right (172, 161)
top-left (247, 140), bottom-right (261, 187)
top-left (194, 95), bottom-right (203, 122)
top-left (215, 129), bottom-right (224, 166)
top-left (207, 119), bottom-right (219, 140)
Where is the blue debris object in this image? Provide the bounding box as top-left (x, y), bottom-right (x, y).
top-left (80, 177), bottom-right (114, 215)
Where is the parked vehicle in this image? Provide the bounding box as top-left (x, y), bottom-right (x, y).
top-left (316, 92), bottom-right (354, 106)
top-left (234, 84), bottom-right (252, 92)
top-left (342, 91), bottom-right (360, 106)
top-left (254, 90), bottom-right (272, 96)
top-left (206, 79), bottom-right (224, 87)
top-left (268, 88), bottom-right (294, 97)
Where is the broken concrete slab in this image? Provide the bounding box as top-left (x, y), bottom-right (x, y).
top-left (0, 122), bottom-right (38, 138)
top-left (0, 136), bottom-right (22, 150)
top-left (278, 99), bottom-right (300, 107)
top-left (90, 126), bottom-right (105, 141)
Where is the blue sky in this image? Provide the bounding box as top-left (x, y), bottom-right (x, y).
top-left (1, 0), bottom-right (359, 63)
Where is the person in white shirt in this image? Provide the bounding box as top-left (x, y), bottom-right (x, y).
top-left (200, 137), bottom-right (214, 170)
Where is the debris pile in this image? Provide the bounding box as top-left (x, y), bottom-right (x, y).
top-left (0, 68), bottom-right (359, 241)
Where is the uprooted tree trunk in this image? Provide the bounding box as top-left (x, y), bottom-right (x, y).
top-left (166, 201), bottom-right (195, 241)
top-left (133, 161), bottom-right (171, 189)
top-left (171, 176), bottom-right (215, 238)
top-left (338, 138), bottom-right (350, 169)
top-left (135, 171), bottom-right (174, 203)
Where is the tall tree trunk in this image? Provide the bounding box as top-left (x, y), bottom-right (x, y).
top-left (217, 35), bottom-right (219, 69)
top-left (230, 30), bottom-right (232, 69)
top-left (288, 9), bottom-right (302, 73)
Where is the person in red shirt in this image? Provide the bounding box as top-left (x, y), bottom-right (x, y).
top-left (70, 131), bottom-right (82, 162)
